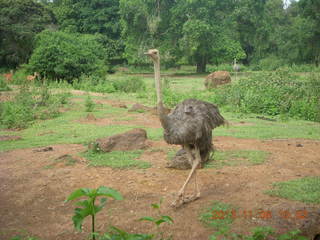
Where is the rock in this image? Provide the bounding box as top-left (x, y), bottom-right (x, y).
top-left (93, 128), bottom-right (149, 152)
top-left (128, 103), bottom-right (151, 112)
top-left (296, 143), bottom-right (303, 147)
top-left (166, 148), bottom-right (208, 170)
top-left (0, 135), bottom-right (22, 141)
top-left (112, 103), bottom-right (127, 109)
top-left (33, 146), bottom-right (53, 152)
top-left (204, 71), bottom-right (231, 89)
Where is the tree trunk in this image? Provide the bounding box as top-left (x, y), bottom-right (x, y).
top-left (196, 56), bottom-right (207, 73)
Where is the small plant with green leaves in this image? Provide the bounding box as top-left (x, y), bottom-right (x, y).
top-left (65, 186), bottom-right (123, 240)
top-left (139, 199), bottom-right (174, 240)
top-left (85, 95), bottom-right (95, 112)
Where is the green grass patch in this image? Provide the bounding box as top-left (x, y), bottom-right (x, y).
top-left (199, 201), bottom-right (235, 235)
top-left (266, 177), bottom-right (320, 204)
top-left (83, 150), bottom-right (151, 169)
top-left (214, 112), bottom-right (320, 140)
top-left (205, 150), bottom-right (269, 168)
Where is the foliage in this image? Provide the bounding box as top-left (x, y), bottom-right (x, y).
top-left (27, 30), bottom-right (108, 82)
top-left (139, 199), bottom-right (174, 240)
top-left (0, 84), bottom-right (69, 129)
top-left (85, 95), bottom-right (95, 112)
top-left (52, 0), bottom-right (124, 60)
top-left (210, 70), bottom-right (320, 121)
top-left (0, 76), bottom-right (11, 91)
top-left (0, 0), bottom-right (54, 68)
top-left (208, 227), bottom-right (308, 240)
top-left (66, 186), bottom-right (123, 240)
top-left (112, 77), bottom-right (146, 93)
top-left (73, 75), bottom-right (116, 94)
top-left (266, 176), bottom-right (320, 204)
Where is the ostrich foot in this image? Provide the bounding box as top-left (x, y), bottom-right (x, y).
top-left (171, 192), bottom-right (200, 208)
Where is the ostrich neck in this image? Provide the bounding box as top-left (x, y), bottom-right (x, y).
top-left (154, 58), bottom-right (169, 130)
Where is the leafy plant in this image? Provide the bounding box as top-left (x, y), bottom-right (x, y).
top-left (65, 186), bottom-right (123, 240)
top-left (85, 95), bottom-right (95, 112)
top-left (139, 199), bottom-right (174, 240)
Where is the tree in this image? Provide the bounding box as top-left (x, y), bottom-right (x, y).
top-left (170, 0), bottom-right (244, 72)
top-left (52, 0), bottom-right (123, 60)
top-left (0, 0), bottom-right (54, 68)
top-left (119, 0), bottom-right (175, 65)
top-left (27, 30), bottom-right (108, 82)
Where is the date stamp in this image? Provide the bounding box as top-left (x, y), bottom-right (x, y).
top-left (211, 209), bottom-right (308, 220)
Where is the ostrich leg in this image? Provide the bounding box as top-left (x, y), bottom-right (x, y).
top-left (171, 146), bottom-right (201, 207)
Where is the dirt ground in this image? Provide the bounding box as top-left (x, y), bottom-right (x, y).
top-left (1, 95), bottom-right (320, 240)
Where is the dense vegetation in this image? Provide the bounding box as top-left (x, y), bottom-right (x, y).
top-left (0, 0), bottom-right (319, 73)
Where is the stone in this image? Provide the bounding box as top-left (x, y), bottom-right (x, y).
top-left (93, 128), bottom-right (149, 152)
top-left (204, 71), bottom-right (231, 89)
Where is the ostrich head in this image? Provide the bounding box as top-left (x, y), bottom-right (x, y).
top-left (144, 49), bottom-right (160, 63)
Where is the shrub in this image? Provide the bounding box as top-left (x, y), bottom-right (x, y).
top-left (85, 95), bottom-right (95, 112)
top-left (0, 76), bottom-right (10, 91)
top-left (73, 75), bottom-right (115, 93)
top-left (27, 30), bottom-right (108, 82)
top-left (0, 84), bottom-right (70, 129)
top-left (210, 70), bottom-right (320, 121)
top-left (112, 76), bottom-right (146, 93)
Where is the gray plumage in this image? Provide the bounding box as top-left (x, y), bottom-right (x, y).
top-left (163, 98), bottom-right (226, 162)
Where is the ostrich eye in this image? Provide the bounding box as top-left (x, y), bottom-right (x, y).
top-left (184, 105), bottom-right (193, 114)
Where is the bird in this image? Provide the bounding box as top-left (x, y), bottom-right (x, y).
top-left (3, 70), bottom-right (13, 83)
top-left (233, 58), bottom-right (240, 81)
top-left (145, 49), bottom-right (226, 207)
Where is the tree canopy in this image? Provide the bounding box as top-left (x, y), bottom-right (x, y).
top-left (0, 0), bottom-right (319, 74)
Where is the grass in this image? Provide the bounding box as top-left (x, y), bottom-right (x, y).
top-left (199, 201), bottom-right (235, 235)
top-left (83, 150), bottom-right (151, 169)
top-left (205, 150), bottom-right (269, 168)
top-left (265, 176), bottom-right (320, 204)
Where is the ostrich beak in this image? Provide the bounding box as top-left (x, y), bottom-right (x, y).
top-left (144, 52), bottom-right (150, 56)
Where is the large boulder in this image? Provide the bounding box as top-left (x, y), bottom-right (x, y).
top-left (204, 71), bottom-right (231, 89)
top-left (166, 149), bottom-right (209, 170)
top-left (92, 128), bottom-right (149, 152)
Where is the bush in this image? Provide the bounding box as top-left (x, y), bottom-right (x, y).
top-left (0, 84), bottom-right (70, 129)
top-left (27, 30), bottom-right (108, 82)
top-left (85, 95), bottom-right (95, 112)
top-left (73, 75), bottom-right (115, 93)
top-left (210, 70), bottom-right (320, 121)
top-left (112, 76), bottom-right (146, 93)
top-left (0, 76), bottom-right (10, 91)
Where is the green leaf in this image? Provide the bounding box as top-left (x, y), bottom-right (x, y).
top-left (151, 203), bottom-right (160, 209)
top-left (139, 216), bottom-right (156, 222)
top-left (96, 186), bottom-right (123, 200)
top-left (65, 188), bottom-right (91, 202)
top-left (155, 216), bottom-right (174, 226)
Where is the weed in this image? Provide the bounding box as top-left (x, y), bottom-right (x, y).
top-left (266, 176), bottom-right (320, 204)
top-left (65, 186), bottom-right (123, 240)
top-left (85, 95), bottom-right (95, 112)
top-left (139, 199), bottom-right (174, 240)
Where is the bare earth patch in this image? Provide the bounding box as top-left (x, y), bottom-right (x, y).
top-left (0, 135), bottom-right (320, 239)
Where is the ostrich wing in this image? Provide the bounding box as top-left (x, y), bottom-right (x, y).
top-left (163, 99), bottom-right (225, 145)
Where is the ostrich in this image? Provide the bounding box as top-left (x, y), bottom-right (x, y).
top-left (145, 49), bottom-right (226, 206)
top-left (233, 58), bottom-right (240, 81)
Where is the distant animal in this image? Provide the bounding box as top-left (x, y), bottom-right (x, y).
top-left (233, 58), bottom-right (240, 81)
top-left (3, 70), bottom-right (13, 83)
top-left (145, 49), bottom-right (226, 207)
top-left (26, 72), bottom-right (39, 81)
